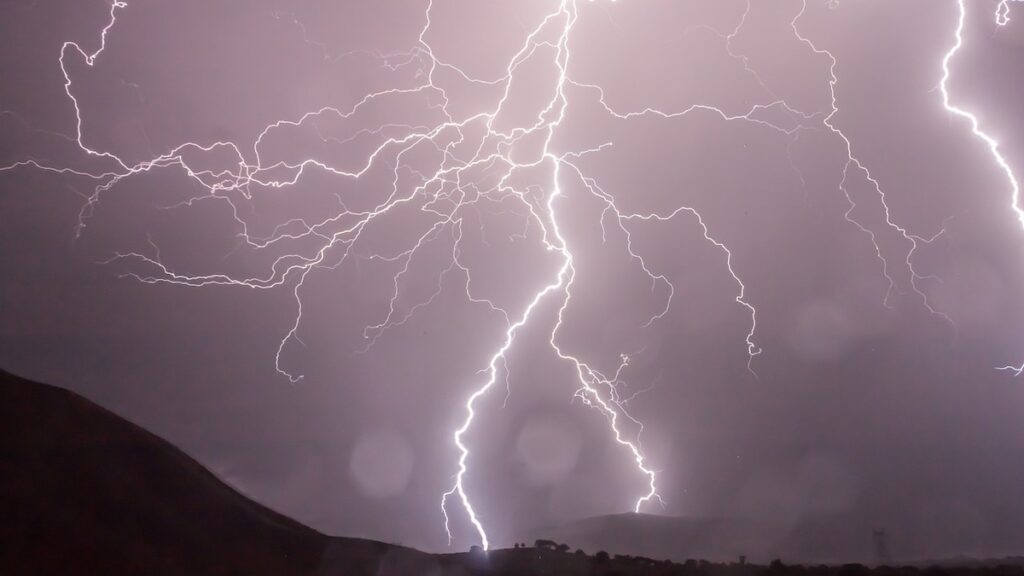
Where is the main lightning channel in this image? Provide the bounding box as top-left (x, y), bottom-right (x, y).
top-left (440, 0), bottom-right (666, 547)
top-left (938, 0), bottom-right (1024, 374)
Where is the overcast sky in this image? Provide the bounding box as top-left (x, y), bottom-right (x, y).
top-left (2, 0), bottom-right (1024, 561)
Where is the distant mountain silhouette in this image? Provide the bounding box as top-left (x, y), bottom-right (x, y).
top-left (0, 369), bottom-right (433, 576)
top-left (523, 511), bottom-right (876, 565)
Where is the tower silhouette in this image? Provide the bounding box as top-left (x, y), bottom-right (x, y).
top-left (872, 529), bottom-right (892, 565)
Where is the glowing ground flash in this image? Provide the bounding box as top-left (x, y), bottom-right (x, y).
top-left (3, 0), bottom-right (1023, 551)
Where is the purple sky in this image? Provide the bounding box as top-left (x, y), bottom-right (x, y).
top-left (2, 0), bottom-right (1024, 561)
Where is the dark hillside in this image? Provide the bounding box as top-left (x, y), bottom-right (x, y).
top-left (0, 368), bottom-right (428, 576)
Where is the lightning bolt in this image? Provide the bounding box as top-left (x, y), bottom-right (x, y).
top-left (996, 0), bottom-right (1024, 26)
top-left (444, 0), bottom-right (669, 547)
top-left (6, 0), bottom-right (1020, 553)
top-left (791, 1), bottom-right (952, 322)
top-left (936, 0), bottom-right (1024, 374)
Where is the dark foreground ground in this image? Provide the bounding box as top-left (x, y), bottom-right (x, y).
top-left (2, 368), bottom-right (1023, 576)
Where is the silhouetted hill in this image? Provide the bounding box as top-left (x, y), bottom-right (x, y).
top-left (0, 369), bottom-right (431, 576)
top-left (5, 368), bottom-right (1024, 576)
